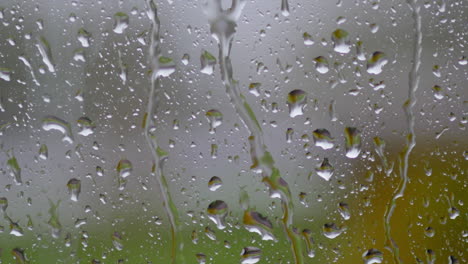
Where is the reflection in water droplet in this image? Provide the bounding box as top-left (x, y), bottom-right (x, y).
top-left (287, 89), bottom-right (307, 118)
top-left (208, 176), bottom-right (222, 191)
top-left (201, 50), bottom-right (217, 75)
top-left (206, 109), bottom-right (223, 134)
top-left (332, 29), bottom-right (351, 54)
top-left (77, 117), bottom-right (96, 136)
top-left (366, 51), bottom-right (388, 75)
top-left (426, 249), bottom-right (435, 264)
top-left (323, 223), bottom-right (345, 239)
top-left (67, 178), bottom-right (81, 202)
top-left (207, 200), bottom-right (228, 230)
top-left (344, 127), bottom-right (362, 158)
top-left (362, 248), bottom-right (383, 264)
top-left (113, 12), bottom-right (129, 34)
top-left (316, 158), bottom-right (334, 181)
top-left (314, 56), bottom-right (329, 74)
top-left (241, 246), bottom-right (261, 264)
top-left (243, 210), bottom-right (276, 241)
top-left (313, 129), bottom-right (334, 150)
top-left (42, 116), bottom-right (74, 144)
top-left (36, 36), bottom-right (55, 73)
top-left (117, 159), bottom-right (133, 178)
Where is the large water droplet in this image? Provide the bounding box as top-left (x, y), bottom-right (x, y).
top-left (67, 178), bottom-right (81, 202)
top-left (316, 158), bottom-right (334, 181)
top-left (113, 12), bottom-right (129, 34)
top-left (366, 52), bottom-right (388, 75)
top-left (323, 222), bottom-right (345, 239)
top-left (42, 116), bottom-right (74, 144)
top-left (207, 200), bottom-right (228, 230)
top-left (332, 29), bottom-right (351, 54)
top-left (313, 129), bottom-right (334, 150)
top-left (362, 248), bottom-right (383, 264)
top-left (206, 109), bottom-right (223, 134)
top-left (344, 127), bottom-right (362, 158)
top-left (240, 247), bottom-right (262, 264)
top-left (287, 89), bottom-right (307, 118)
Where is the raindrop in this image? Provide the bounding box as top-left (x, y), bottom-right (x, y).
top-left (42, 116), bottom-right (74, 144)
top-left (0, 197), bottom-right (7, 212)
top-left (331, 29), bottom-right (351, 54)
top-left (323, 223), bottom-right (345, 239)
top-left (338, 202), bottom-right (351, 220)
top-left (207, 200), bottom-right (228, 230)
top-left (313, 129), bottom-right (334, 150)
top-left (12, 248), bottom-right (28, 264)
top-left (432, 85), bottom-right (443, 100)
top-left (287, 89), bottom-right (307, 117)
top-left (113, 12), bottom-right (129, 34)
top-left (112, 232), bottom-right (124, 251)
top-left (281, 0), bottom-right (289, 17)
top-left (39, 144), bottom-right (48, 160)
top-left (117, 159), bottom-right (132, 178)
top-left (240, 246), bottom-right (261, 264)
top-left (201, 50), bottom-right (216, 75)
top-left (156, 56), bottom-right (176, 77)
top-left (344, 127), bottom-right (362, 158)
top-left (208, 176), bottom-right (222, 191)
top-left (196, 253), bottom-right (207, 264)
top-left (67, 178), bottom-right (81, 202)
top-left (181, 53), bottom-right (190, 65)
top-left (206, 109), bottom-right (223, 134)
top-left (248, 83), bottom-right (261, 97)
top-left (77, 117), bottom-right (96, 136)
top-left (77, 28), bottom-right (91, 47)
top-left (424, 226), bottom-right (435, 237)
top-left (48, 200), bottom-right (61, 238)
top-left (316, 158), bottom-right (334, 181)
top-left (204, 226), bottom-right (216, 240)
top-left (303, 32), bottom-right (314, 45)
top-left (362, 248), bottom-right (383, 264)
top-left (243, 210), bottom-right (275, 241)
top-left (314, 56), bottom-right (329, 74)
top-left (0, 67), bottom-right (12, 81)
top-left (366, 52), bottom-right (388, 75)
top-left (7, 156), bottom-right (22, 185)
top-left (36, 36), bottom-right (55, 73)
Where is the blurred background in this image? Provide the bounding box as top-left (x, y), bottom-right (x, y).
top-left (0, 0), bottom-right (466, 263)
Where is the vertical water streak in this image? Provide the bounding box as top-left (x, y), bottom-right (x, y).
top-left (384, 1), bottom-right (422, 263)
top-left (205, 1), bottom-right (303, 263)
top-left (145, 1), bottom-right (184, 263)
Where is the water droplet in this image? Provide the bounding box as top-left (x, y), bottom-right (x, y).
top-left (181, 53), bottom-right (190, 65)
top-left (248, 83), bottom-right (261, 97)
top-left (432, 65), bottom-right (441, 77)
top-left (448, 207), bottom-right (459, 219)
top-left (366, 52), bottom-right (388, 75)
top-left (281, 0), bottom-right (290, 17)
top-left (9, 220), bottom-right (24, 237)
top-left (67, 178), bottom-right (81, 202)
top-left (204, 226), bottom-right (216, 240)
top-left (208, 176), bottom-right (222, 191)
top-left (42, 116), bottom-right (74, 144)
top-left (36, 36), bottom-right (55, 73)
top-left (323, 223), bottom-right (345, 239)
top-left (113, 12), bottom-right (129, 34)
top-left (156, 56), bottom-right (176, 77)
top-left (286, 128), bottom-right (294, 143)
top-left (356, 41), bottom-right (366, 61)
top-left (116, 159), bottom-right (132, 178)
top-left (314, 56), bottom-right (329, 74)
top-left (206, 110), bottom-right (223, 134)
top-left (338, 202), bottom-right (351, 220)
top-left (432, 85), bottom-right (444, 100)
top-left (12, 248), bottom-right (28, 264)
top-left (0, 197), bottom-right (7, 212)
top-left (39, 144), bottom-right (48, 160)
top-left (48, 200), bottom-right (61, 238)
top-left (112, 232), bottom-right (124, 250)
top-left (191, 230), bottom-right (198, 244)
top-left (196, 253), bottom-right (207, 264)
top-left (424, 226), bottom-right (435, 237)
top-left (303, 32), bottom-right (314, 45)
top-left (313, 129), bottom-right (334, 150)
top-left (0, 67), bottom-right (11, 81)
top-left (243, 210), bottom-right (275, 241)
top-left (302, 229), bottom-right (315, 258)
top-left (344, 127), bottom-right (362, 158)
top-left (240, 247), bottom-right (261, 264)
top-left (458, 56), bottom-right (467, 65)
top-left (362, 248), bottom-right (383, 264)
top-left (77, 28), bottom-right (91, 47)
top-left (287, 89), bottom-right (307, 118)
top-left (207, 200), bottom-right (228, 230)
top-left (7, 156), bottom-right (22, 185)
top-left (201, 50), bottom-right (216, 75)
top-left (77, 117), bottom-right (96, 136)
top-left (316, 158), bottom-right (334, 181)
top-left (331, 29), bottom-right (351, 54)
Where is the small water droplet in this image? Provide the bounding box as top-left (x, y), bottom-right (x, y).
top-left (181, 53), bottom-right (190, 65)
top-left (316, 158), bottom-right (334, 181)
top-left (0, 67), bottom-right (11, 81)
top-left (112, 232), bottom-right (124, 251)
top-left (39, 144), bottom-right (48, 160)
top-left (117, 159), bottom-right (132, 178)
top-left (248, 83), bottom-right (261, 97)
top-left (432, 85), bottom-right (444, 100)
top-left (77, 28), bottom-right (91, 47)
top-left (7, 156), bottom-right (22, 185)
top-left (338, 202), bottom-right (351, 220)
top-left (0, 197), bottom-right (7, 212)
top-left (314, 56), bottom-right (329, 74)
top-left (206, 109), bottom-right (223, 134)
top-left (204, 226), bottom-right (216, 240)
top-left (303, 32), bottom-right (314, 45)
top-left (281, 0), bottom-right (290, 17)
top-left (156, 56), bottom-right (176, 77)
top-left (201, 50), bottom-right (216, 75)
top-left (323, 223), bottom-right (345, 239)
top-left (424, 226), bottom-right (435, 237)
